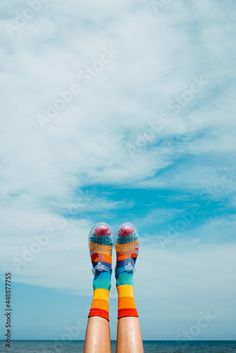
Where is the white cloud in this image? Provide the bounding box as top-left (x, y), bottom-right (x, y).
top-left (0, 0), bottom-right (234, 203)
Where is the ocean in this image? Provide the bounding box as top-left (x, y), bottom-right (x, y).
top-left (0, 341), bottom-right (236, 353)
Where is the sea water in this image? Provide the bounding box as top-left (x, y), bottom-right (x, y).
top-left (0, 340), bottom-right (236, 353)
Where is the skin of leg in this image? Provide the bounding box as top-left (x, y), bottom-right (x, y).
top-left (83, 317), bottom-right (112, 353)
top-left (116, 317), bottom-right (144, 353)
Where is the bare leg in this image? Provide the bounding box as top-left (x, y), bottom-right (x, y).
top-left (116, 317), bottom-right (144, 353)
top-left (83, 317), bottom-right (112, 353)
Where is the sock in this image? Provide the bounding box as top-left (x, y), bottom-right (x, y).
top-left (88, 224), bottom-right (112, 321)
top-left (89, 271), bottom-right (111, 321)
top-left (116, 224), bottom-right (139, 319)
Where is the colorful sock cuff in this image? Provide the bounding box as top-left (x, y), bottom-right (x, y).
top-left (88, 271), bottom-right (111, 321)
top-left (89, 308), bottom-right (110, 321)
top-left (118, 308), bottom-right (139, 319)
top-left (116, 272), bottom-right (139, 319)
top-left (89, 284), bottom-right (111, 321)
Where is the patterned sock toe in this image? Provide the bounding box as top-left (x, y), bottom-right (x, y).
top-left (116, 223), bottom-right (139, 319)
top-left (88, 223), bottom-right (113, 321)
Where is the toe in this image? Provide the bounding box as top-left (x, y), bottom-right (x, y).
top-left (119, 224), bottom-right (135, 237)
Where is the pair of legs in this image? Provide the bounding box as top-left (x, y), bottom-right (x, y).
top-left (83, 223), bottom-right (144, 353)
top-left (84, 317), bottom-right (143, 353)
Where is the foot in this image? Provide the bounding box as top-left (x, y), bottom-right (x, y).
top-left (88, 223), bottom-right (113, 320)
top-left (116, 223), bottom-right (139, 277)
top-left (89, 222), bottom-right (113, 274)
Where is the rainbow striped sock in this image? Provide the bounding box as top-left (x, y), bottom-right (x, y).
top-left (88, 223), bottom-right (112, 321)
top-left (116, 224), bottom-right (139, 319)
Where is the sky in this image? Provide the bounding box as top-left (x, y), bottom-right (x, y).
top-left (0, 0), bottom-right (236, 341)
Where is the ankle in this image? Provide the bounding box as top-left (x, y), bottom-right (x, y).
top-left (93, 271), bottom-right (111, 291)
top-left (116, 271), bottom-right (134, 287)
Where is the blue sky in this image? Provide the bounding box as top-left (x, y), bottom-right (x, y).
top-left (0, 0), bottom-right (236, 341)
